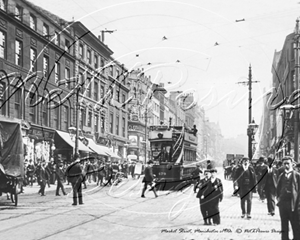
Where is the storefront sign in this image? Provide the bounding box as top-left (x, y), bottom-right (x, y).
top-left (128, 124), bottom-right (144, 132)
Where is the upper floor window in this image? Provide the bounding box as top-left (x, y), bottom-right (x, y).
top-left (43, 55), bottom-right (49, 77)
top-left (55, 62), bottom-right (60, 83)
top-left (63, 106), bottom-right (69, 131)
top-left (94, 54), bottom-right (98, 69)
top-left (0, 0), bottom-right (6, 11)
top-left (0, 82), bottom-right (6, 115)
top-left (29, 92), bottom-right (37, 123)
top-left (87, 49), bottom-right (91, 64)
top-left (79, 44), bottom-right (84, 59)
top-left (94, 115), bottom-right (99, 132)
top-left (30, 48), bottom-right (36, 72)
top-left (88, 111), bottom-right (92, 127)
top-left (15, 5), bottom-right (22, 21)
top-left (100, 58), bottom-right (105, 73)
top-left (65, 67), bottom-right (71, 89)
top-left (122, 117), bottom-right (125, 137)
top-left (110, 113), bottom-right (113, 133)
top-left (29, 14), bottom-right (36, 30)
top-left (94, 81), bottom-right (98, 101)
top-left (15, 39), bottom-right (22, 66)
top-left (100, 85), bottom-right (104, 98)
top-left (14, 89), bottom-right (21, 118)
top-left (0, 30), bottom-right (6, 59)
top-left (42, 103), bottom-right (48, 126)
top-left (109, 65), bottom-right (113, 76)
top-left (122, 94), bottom-right (126, 108)
top-left (43, 24), bottom-right (49, 37)
top-left (54, 31), bottom-right (60, 46)
top-left (65, 39), bottom-right (70, 53)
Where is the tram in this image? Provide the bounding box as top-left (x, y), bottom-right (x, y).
top-left (149, 124), bottom-right (198, 190)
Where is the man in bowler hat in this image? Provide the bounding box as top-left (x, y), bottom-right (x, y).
top-left (66, 154), bottom-right (84, 206)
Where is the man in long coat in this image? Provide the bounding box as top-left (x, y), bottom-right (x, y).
top-left (196, 169), bottom-right (212, 225)
top-left (38, 161), bottom-right (49, 196)
top-left (276, 156), bottom-right (300, 240)
top-left (235, 157), bottom-right (257, 219)
top-left (66, 155), bottom-right (84, 206)
top-left (262, 157), bottom-right (278, 216)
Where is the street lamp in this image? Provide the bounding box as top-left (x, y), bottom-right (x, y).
top-left (247, 119), bottom-right (259, 160)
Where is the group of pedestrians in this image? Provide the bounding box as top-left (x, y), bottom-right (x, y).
top-left (229, 156), bottom-right (300, 240)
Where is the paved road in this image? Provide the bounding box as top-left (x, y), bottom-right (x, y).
top-left (0, 170), bottom-right (289, 240)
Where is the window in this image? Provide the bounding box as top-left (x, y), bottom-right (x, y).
top-left (43, 23), bottom-right (49, 37)
top-left (116, 116), bottom-right (119, 135)
top-left (109, 65), bottom-right (113, 76)
top-left (110, 113), bottom-right (113, 133)
top-left (87, 49), bottom-right (91, 64)
top-left (79, 72), bottom-right (84, 94)
top-left (122, 117), bottom-right (125, 137)
top-left (29, 14), bottom-right (36, 30)
top-left (0, 30), bottom-right (6, 58)
top-left (94, 115), bottom-right (99, 132)
top-left (101, 59), bottom-right (105, 73)
top-left (29, 92), bottom-right (36, 123)
top-left (116, 90), bottom-right (120, 102)
top-left (122, 94), bottom-right (125, 108)
top-left (116, 68), bottom-right (120, 79)
top-left (15, 5), bottom-right (22, 21)
top-left (55, 62), bottom-right (60, 83)
top-left (85, 77), bottom-right (91, 98)
top-left (42, 103), bottom-right (48, 126)
top-left (43, 55), bottom-right (49, 77)
top-left (79, 44), bottom-right (84, 59)
top-left (63, 106), bottom-right (69, 131)
top-left (15, 39), bottom-right (22, 66)
top-left (14, 89), bottom-right (21, 118)
top-left (94, 81), bottom-right (98, 101)
top-left (94, 54), bottom-right (98, 69)
top-left (54, 32), bottom-right (60, 46)
top-left (88, 111), bottom-right (92, 127)
top-left (100, 86), bottom-right (104, 98)
top-left (65, 67), bottom-right (70, 89)
top-left (0, 0), bottom-right (6, 11)
top-left (101, 116), bottom-right (105, 133)
top-left (53, 104), bottom-right (59, 129)
top-left (0, 82), bottom-right (6, 115)
top-left (65, 39), bottom-right (70, 53)
top-left (30, 48), bottom-right (36, 72)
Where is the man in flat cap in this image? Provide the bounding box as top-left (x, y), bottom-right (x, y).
top-left (141, 160), bottom-right (158, 198)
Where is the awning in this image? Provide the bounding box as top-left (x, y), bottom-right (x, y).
top-left (93, 144), bottom-right (121, 159)
top-left (127, 154), bottom-right (137, 160)
top-left (107, 149), bottom-right (121, 159)
top-left (87, 138), bottom-right (109, 156)
top-left (55, 130), bottom-right (91, 152)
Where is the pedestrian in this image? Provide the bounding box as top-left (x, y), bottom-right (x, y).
top-left (141, 160), bottom-right (158, 198)
top-left (206, 160), bottom-right (212, 170)
top-left (276, 156), bottom-right (300, 240)
top-left (55, 163), bottom-right (67, 196)
top-left (208, 169), bottom-right (223, 225)
top-left (66, 154), bottom-right (84, 206)
top-left (97, 161), bottom-right (106, 186)
top-left (231, 161), bottom-right (239, 197)
top-left (196, 169), bottom-right (212, 225)
top-left (38, 161), bottom-right (49, 196)
top-left (261, 157), bottom-right (278, 216)
top-left (192, 164), bottom-right (203, 193)
top-left (26, 159), bottom-right (35, 186)
top-left (255, 156), bottom-right (268, 202)
top-left (235, 157), bottom-right (257, 219)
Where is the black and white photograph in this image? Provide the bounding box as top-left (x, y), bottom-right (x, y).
top-left (0, 0), bottom-right (300, 239)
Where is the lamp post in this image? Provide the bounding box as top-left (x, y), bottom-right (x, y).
top-left (247, 119), bottom-right (259, 160)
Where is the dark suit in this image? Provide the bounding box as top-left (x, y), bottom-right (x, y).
top-left (196, 178), bottom-right (211, 224)
top-left (256, 164), bottom-right (268, 200)
top-left (38, 167), bottom-right (49, 196)
top-left (141, 166), bottom-right (158, 197)
top-left (236, 165), bottom-right (257, 215)
top-left (66, 162), bottom-right (83, 205)
top-left (262, 167), bottom-right (278, 215)
top-left (208, 178), bottom-right (223, 225)
top-left (277, 170), bottom-right (300, 240)
top-left (55, 167), bottom-right (66, 196)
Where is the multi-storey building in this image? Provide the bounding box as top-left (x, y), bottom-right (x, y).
top-left (0, 0), bottom-right (76, 162)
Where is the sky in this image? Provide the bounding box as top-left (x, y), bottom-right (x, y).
top-left (28, 0), bottom-right (300, 138)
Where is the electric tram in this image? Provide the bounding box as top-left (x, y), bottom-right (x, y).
top-left (149, 124), bottom-right (198, 190)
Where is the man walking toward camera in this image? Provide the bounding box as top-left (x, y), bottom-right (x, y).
top-left (141, 160), bottom-right (158, 198)
top-left (277, 156), bottom-right (300, 240)
top-left (235, 157), bottom-right (257, 219)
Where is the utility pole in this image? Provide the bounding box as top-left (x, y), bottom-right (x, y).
top-left (294, 19), bottom-right (300, 162)
top-left (238, 65), bottom-right (259, 160)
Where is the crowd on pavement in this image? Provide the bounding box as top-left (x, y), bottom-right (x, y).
top-left (222, 156), bottom-right (300, 240)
